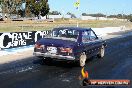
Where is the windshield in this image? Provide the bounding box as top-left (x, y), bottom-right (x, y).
top-left (45, 28), bottom-right (79, 41)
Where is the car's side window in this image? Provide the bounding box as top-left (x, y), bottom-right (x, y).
top-left (89, 31), bottom-right (97, 40)
top-left (82, 31), bottom-right (90, 43)
top-left (82, 30), bottom-right (97, 43)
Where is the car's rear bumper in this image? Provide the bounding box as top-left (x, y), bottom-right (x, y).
top-left (33, 52), bottom-right (75, 60)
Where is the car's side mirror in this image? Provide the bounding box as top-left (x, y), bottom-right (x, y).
top-left (95, 34), bottom-right (102, 39)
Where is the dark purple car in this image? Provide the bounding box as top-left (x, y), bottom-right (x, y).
top-left (33, 27), bottom-right (106, 66)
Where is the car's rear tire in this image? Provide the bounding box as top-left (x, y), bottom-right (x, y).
top-left (78, 52), bottom-right (87, 67)
top-left (97, 45), bottom-right (105, 58)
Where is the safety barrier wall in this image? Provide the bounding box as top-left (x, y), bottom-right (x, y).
top-left (0, 27), bottom-right (123, 49)
top-left (0, 30), bottom-right (51, 49)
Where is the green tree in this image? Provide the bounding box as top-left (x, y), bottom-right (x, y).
top-left (88, 13), bottom-right (106, 17)
top-left (0, 0), bottom-right (22, 17)
top-left (82, 13), bottom-right (87, 16)
top-left (49, 11), bottom-right (61, 15)
top-left (67, 12), bottom-right (76, 18)
top-left (29, 0), bottom-right (49, 18)
top-left (127, 14), bottom-right (132, 22)
top-left (0, 0), bottom-right (3, 13)
top-left (82, 13), bottom-right (106, 17)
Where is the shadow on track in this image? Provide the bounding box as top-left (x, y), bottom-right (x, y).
top-left (33, 58), bottom-right (77, 68)
top-left (32, 56), bottom-right (97, 68)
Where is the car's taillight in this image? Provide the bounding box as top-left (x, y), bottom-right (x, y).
top-left (35, 44), bottom-right (40, 48)
top-left (35, 43), bottom-right (44, 49)
top-left (60, 47), bottom-right (73, 53)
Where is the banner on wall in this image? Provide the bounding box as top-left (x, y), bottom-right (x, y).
top-left (0, 30), bottom-right (50, 49)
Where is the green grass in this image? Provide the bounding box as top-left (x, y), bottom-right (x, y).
top-left (0, 20), bottom-right (132, 32)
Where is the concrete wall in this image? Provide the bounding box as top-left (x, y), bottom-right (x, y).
top-left (40, 15), bottom-right (71, 19)
top-left (81, 16), bottom-right (108, 20)
top-left (81, 16), bottom-right (127, 21)
top-left (81, 16), bottom-right (97, 20)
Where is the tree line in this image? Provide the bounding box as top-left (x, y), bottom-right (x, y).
top-left (48, 11), bottom-right (76, 18)
top-left (0, 0), bottom-right (76, 19)
top-left (0, 0), bottom-right (49, 18)
top-left (0, 1), bottom-right (131, 21)
top-left (82, 13), bottom-right (132, 21)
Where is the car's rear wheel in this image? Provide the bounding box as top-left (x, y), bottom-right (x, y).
top-left (79, 52), bottom-right (87, 67)
top-left (97, 45), bottom-right (105, 58)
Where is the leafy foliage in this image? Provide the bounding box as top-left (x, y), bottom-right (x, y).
top-left (82, 13), bottom-right (132, 22)
top-left (0, 0), bottom-right (22, 16)
top-left (127, 14), bottom-right (132, 22)
top-left (0, 0), bottom-right (49, 17)
top-left (48, 11), bottom-right (61, 15)
top-left (82, 13), bottom-right (106, 17)
top-left (29, 0), bottom-right (49, 17)
top-left (67, 12), bottom-right (76, 18)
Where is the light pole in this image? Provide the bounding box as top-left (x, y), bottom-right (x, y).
top-left (21, 0), bottom-right (27, 17)
top-left (74, 0), bottom-right (80, 27)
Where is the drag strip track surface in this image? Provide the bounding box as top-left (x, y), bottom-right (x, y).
top-left (0, 35), bottom-right (132, 88)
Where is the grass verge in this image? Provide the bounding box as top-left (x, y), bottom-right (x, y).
top-left (0, 20), bottom-right (132, 32)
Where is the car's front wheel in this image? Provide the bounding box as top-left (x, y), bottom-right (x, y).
top-left (79, 52), bottom-right (87, 67)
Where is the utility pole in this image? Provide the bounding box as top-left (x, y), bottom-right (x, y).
top-left (0, 2), bottom-right (2, 17)
top-left (21, 0), bottom-right (26, 17)
top-left (122, 11), bottom-right (124, 21)
top-left (74, 0), bottom-right (80, 27)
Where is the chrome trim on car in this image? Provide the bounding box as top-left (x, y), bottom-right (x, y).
top-left (33, 52), bottom-right (75, 60)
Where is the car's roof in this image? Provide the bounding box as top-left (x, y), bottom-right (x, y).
top-left (53, 27), bottom-right (92, 31)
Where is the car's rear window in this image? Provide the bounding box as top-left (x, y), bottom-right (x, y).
top-left (45, 28), bottom-right (79, 41)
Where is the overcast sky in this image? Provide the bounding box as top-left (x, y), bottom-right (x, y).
top-left (48, 0), bottom-right (132, 16)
